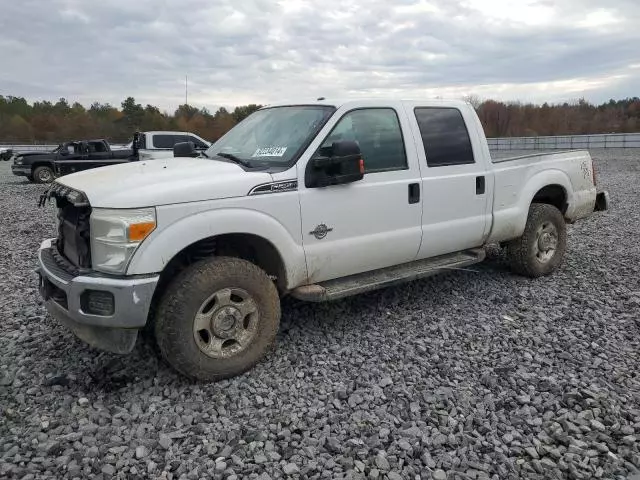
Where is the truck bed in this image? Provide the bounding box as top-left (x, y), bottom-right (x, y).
top-left (486, 149), bottom-right (597, 243)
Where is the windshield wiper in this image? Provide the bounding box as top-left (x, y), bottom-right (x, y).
top-left (215, 152), bottom-right (253, 168)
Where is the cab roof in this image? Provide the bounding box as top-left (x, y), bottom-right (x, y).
top-left (261, 97), bottom-right (471, 110)
top-left (141, 131), bottom-right (204, 136)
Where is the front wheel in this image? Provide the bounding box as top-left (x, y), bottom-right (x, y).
top-left (154, 256), bottom-right (281, 381)
top-left (506, 203), bottom-right (567, 278)
top-left (33, 166), bottom-right (55, 184)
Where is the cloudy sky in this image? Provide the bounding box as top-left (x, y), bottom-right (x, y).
top-left (0, 0), bottom-right (638, 113)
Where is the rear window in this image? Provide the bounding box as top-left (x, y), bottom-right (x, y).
top-left (414, 107), bottom-right (475, 167)
top-left (152, 135), bottom-right (176, 149)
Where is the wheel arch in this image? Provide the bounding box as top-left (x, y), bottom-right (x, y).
top-left (127, 207), bottom-right (308, 290)
top-left (488, 169), bottom-right (573, 243)
top-left (531, 183), bottom-right (568, 213)
top-left (31, 161), bottom-right (54, 173)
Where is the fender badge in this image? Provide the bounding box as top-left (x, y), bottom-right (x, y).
top-left (310, 224), bottom-right (333, 240)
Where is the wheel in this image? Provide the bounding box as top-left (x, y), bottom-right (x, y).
top-left (33, 166), bottom-right (55, 183)
top-left (506, 203), bottom-right (567, 278)
top-left (154, 256), bottom-right (281, 381)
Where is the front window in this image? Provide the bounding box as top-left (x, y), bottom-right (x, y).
top-left (204, 105), bottom-right (335, 168)
top-left (318, 108), bottom-right (408, 173)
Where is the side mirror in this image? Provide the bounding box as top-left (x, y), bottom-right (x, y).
top-left (59, 148), bottom-right (69, 156)
top-left (305, 140), bottom-right (364, 188)
top-left (173, 141), bottom-right (197, 158)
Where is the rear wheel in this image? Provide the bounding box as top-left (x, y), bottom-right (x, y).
top-left (154, 256), bottom-right (281, 381)
top-left (506, 203), bottom-right (567, 277)
top-left (33, 166), bottom-right (54, 184)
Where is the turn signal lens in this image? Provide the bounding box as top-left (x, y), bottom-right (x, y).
top-left (128, 221), bottom-right (156, 241)
top-left (359, 158), bottom-right (365, 174)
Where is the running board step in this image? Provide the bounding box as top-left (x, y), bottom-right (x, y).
top-left (291, 248), bottom-right (485, 302)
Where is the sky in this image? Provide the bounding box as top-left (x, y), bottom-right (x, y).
top-left (0, 0), bottom-right (638, 113)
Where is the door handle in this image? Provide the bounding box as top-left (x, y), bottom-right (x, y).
top-left (476, 176), bottom-right (485, 195)
top-left (408, 183), bottom-right (420, 204)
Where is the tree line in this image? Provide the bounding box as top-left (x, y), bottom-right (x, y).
top-left (1, 94), bottom-right (639, 144)
top-left (469, 96), bottom-right (640, 138)
top-left (0, 96), bottom-right (262, 144)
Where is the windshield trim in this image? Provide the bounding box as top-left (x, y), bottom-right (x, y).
top-left (205, 104), bottom-right (337, 171)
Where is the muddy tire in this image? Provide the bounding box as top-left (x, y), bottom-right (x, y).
top-left (154, 256), bottom-right (280, 381)
top-left (506, 203), bottom-right (567, 278)
top-left (33, 166), bottom-right (54, 184)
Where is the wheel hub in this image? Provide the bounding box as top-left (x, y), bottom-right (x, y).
top-left (534, 222), bottom-right (558, 263)
top-left (192, 287), bottom-right (259, 359)
top-left (211, 307), bottom-right (241, 338)
top-left (538, 232), bottom-right (555, 251)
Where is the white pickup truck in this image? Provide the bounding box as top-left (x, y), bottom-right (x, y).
top-left (133, 130), bottom-right (211, 160)
top-left (36, 98), bottom-right (609, 381)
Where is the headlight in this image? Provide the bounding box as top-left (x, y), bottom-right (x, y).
top-left (14, 157), bottom-right (23, 165)
top-left (90, 208), bottom-right (156, 274)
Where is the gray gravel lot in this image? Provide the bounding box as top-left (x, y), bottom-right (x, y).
top-left (1, 150), bottom-right (639, 480)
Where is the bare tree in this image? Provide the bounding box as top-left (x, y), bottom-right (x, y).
top-left (462, 94), bottom-right (482, 110)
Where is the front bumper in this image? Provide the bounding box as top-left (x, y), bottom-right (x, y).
top-left (36, 238), bottom-right (159, 354)
top-left (594, 190), bottom-right (609, 212)
top-left (11, 164), bottom-right (31, 176)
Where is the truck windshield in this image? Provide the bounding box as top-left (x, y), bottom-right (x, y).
top-left (204, 105), bottom-right (335, 167)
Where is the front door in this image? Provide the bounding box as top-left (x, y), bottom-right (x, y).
top-left (54, 142), bottom-right (89, 175)
top-left (297, 104), bottom-right (423, 284)
top-left (87, 141), bottom-right (111, 161)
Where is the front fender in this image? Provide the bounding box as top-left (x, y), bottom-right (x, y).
top-left (489, 169), bottom-right (574, 242)
top-left (126, 207), bottom-right (308, 289)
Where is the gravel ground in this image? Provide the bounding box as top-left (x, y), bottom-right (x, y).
top-left (1, 150), bottom-right (639, 480)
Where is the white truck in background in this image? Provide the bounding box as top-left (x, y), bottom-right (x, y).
top-left (133, 131), bottom-right (211, 160)
top-left (36, 98), bottom-right (609, 381)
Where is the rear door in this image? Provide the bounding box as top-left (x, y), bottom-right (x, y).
top-left (297, 103), bottom-right (424, 283)
top-left (404, 103), bottom-right (492, 259)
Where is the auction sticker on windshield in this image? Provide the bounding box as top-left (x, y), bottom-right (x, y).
top-left (252, 147), bottom-right (287, 157)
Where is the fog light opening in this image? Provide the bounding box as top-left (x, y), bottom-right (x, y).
top-left (81, 290), bottom-right (115, 316)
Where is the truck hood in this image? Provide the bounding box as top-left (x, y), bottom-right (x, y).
top-left (17, 152), bottom-right (55, 162)
top-left (56, 158), bottom-right (274, 208)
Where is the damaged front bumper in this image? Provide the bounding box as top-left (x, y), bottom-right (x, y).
top-left (36, 238), bottom-right (159, 354)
